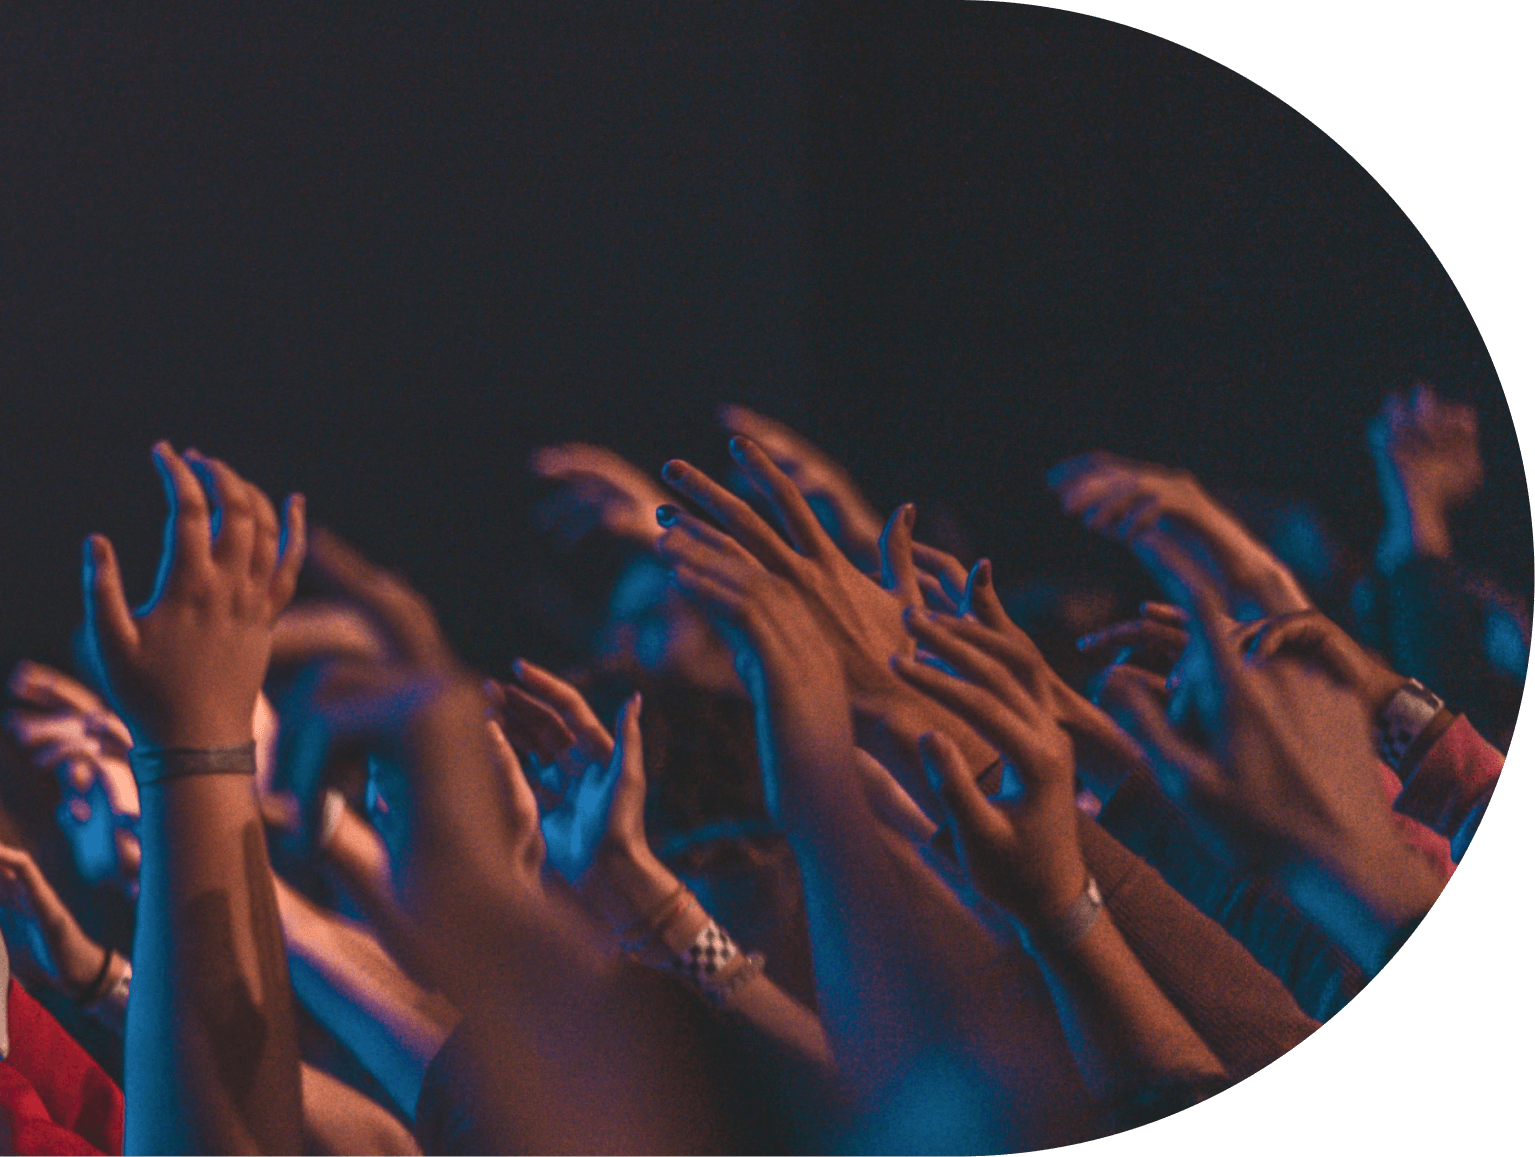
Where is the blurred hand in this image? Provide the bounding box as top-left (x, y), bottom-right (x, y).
top-left (531, 443), bottom-right (672, 550)
top-left (6, 662), bottom-right (142, 889)
top-left (0, 843), bottom-right (111, 1000)
top-left (892, 610), bottom-right (1088, 927)
top-left (1369, 382), bottom-right (1482, 566)
top-left (1048, 451), bottom-right (1310, 617)
top-left (84, 444), bottom-right (305, 750)
top-left (719, 405), bottom-right (886, 571)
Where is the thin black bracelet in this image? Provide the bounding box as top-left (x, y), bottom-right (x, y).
top-left (75, 947), bottom-right (116, 1008)
top-left (128, 741), bottom-right (257, 786)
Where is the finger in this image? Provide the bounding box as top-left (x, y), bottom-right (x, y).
top-left (492, 679), bottom-right (578, 762)
top-left (248, 481), bottom-right (282, 585)
top-left (151, 442), bottom-right (214, 591)
top-left (727, 436), bottom-right (834, 559)
top-left (659, 458), bottom-right (801, 574)
top-left (892, 654), bottom-right (1052, 790)
top-left (879, 504), bottom-right (922, 609)
top-left (917, 572), bottom-right (960, 614)
top-left (272, 493), bottom-right (308, 611)
top-left (1132, 529), bottom-right (1243, 683)
top-left (83, 535), bottom-right (138, 673)
top-left (303, 527), bottom-right (452, 669)
top-left (608, 693), bottom-right (648, 832)
top-left (1080, 480), bottom-right (1148, 534)
top-left (917, 730), bottom-right (998, 843)
top-left (1075, 618), bottom-right (1189, 663)
top-left (911, 541), bottom-right (970, 606)
top-left (1104, 671), bottom-right (1226, 807)
top-left (7, 662), bottom-right (104, 716)
top-left (854, 747), bottom-right (938, 843)
top-left (1140, 601), bottom-right (1189, 627)
top-left (654, 504), bottom-right (763, 569)
top-left (510, 659), bottom-right (613, 763)
top-left (962, 559), bottom-right (1011, 631)
top-left (188, 453), bottom-right (258, 574)
top-left (1044, 451), bottom-right (1119, 492)
top-left (487, 720), bottom-right (542, 845)
top-left (904, 610), bottom-right (1048, 724)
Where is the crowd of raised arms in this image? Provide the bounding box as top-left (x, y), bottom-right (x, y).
top-left (0, 381), bottom-right (1518, 1154)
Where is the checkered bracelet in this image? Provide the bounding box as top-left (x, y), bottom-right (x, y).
top-left (668, 919), bottom-right (766, 1006)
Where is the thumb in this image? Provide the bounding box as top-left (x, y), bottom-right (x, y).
top-left (917, 730), bottom-right (997, 848)
top-left (879, 504), bottom-right (921, 608)
top-left (607, 693), bottom-right (647, 833)
top-left (82, 535), bottom-right (138, 681)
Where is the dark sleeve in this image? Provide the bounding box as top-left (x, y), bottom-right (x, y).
top-left (1094, 769), bottom-right (1368, 1022)
top-left (1077, 815), bottom-right (1321, 1083)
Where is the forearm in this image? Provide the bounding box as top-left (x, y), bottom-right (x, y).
top-left (276, 877), bottom-right (455, 1117)
top-left (129, 775), bottom-right (302, 1154)
top-left (1031, 912), bottom-right (1225, 1100)
top-left (788, 806), bottom-right (1092, 1147)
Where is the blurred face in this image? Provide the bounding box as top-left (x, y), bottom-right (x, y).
top-left (596, 557), bottom-right (744, 696)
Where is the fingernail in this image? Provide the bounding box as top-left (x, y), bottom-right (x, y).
top-left (656, 504), bottom-right (679, 527)
top-left (511, 658), bottom-right (526, 680)
top-left (728, 436), bottom-right (747, 461)
top-left (977, 559), bottom-right (992, 585)
top-left (661, 461), bottom-right (683, 482)
top-left (902, 503), bottom-right (916, 528)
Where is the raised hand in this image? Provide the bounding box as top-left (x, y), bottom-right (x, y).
top-left (84, 443), bottom-right (306, 749)
top-left (718, 405), bottom-right (886, 571)
top-left (1130, 529), bottom-right (1444, 929)
top-left (530, 442), bottom-right (672, 550)
top-left (1245, 608), bottom-right (1409, 719)
top-left (893, 613), bottom-right (1087, 926)
top-left (1368, 382), bottom-right (1482, 568)
top-left (1048, 451), bottom-right (1310, 617)
top-left (660, 437), bottom-right (921, 728)
top-left (653, 498), bottom-right (859, 830)
top-left (488, 672), bottom-right (680, 929)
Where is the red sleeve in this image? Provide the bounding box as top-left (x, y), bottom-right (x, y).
top-left (1, 980), bottom-right (123, 1156)
top-left (1393, 715), bottom-right (1503, 862)
top-left (1374, 762), bottom-right (1456, 881)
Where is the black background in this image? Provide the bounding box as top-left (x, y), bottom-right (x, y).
top-left (1, 1), bottom-right (1525, 676)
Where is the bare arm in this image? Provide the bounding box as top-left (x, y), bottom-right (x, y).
top-left (85, 444), bottom-right (305, 1153)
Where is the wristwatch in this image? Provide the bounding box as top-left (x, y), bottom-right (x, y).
top-left (1376, 678), bottom-right (1446, 773)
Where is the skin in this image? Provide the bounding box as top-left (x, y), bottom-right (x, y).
top-left (291, 528), bottom-right (730, 1154)
top-left (1124, 528), bottom-right (1446, 930)
top-left (655, 495), bottom-right (1097, 1150)
top-left (1369, 382), bottom-right (1482, 569)
top-left (85, 442), bottom-right (306, 1154)
top-left (1048, 451), bottom-right (1312, 617)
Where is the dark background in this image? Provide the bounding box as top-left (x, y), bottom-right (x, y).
top-left (0, 0), bottom-right (1522, 1135)
top-left (1, 1), bottom-right (1526, 677)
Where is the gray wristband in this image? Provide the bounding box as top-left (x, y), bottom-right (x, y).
top-left (128, 742), bottom-right (257, 786)
top-left (1038, 876), bottom-right (1104, 951)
